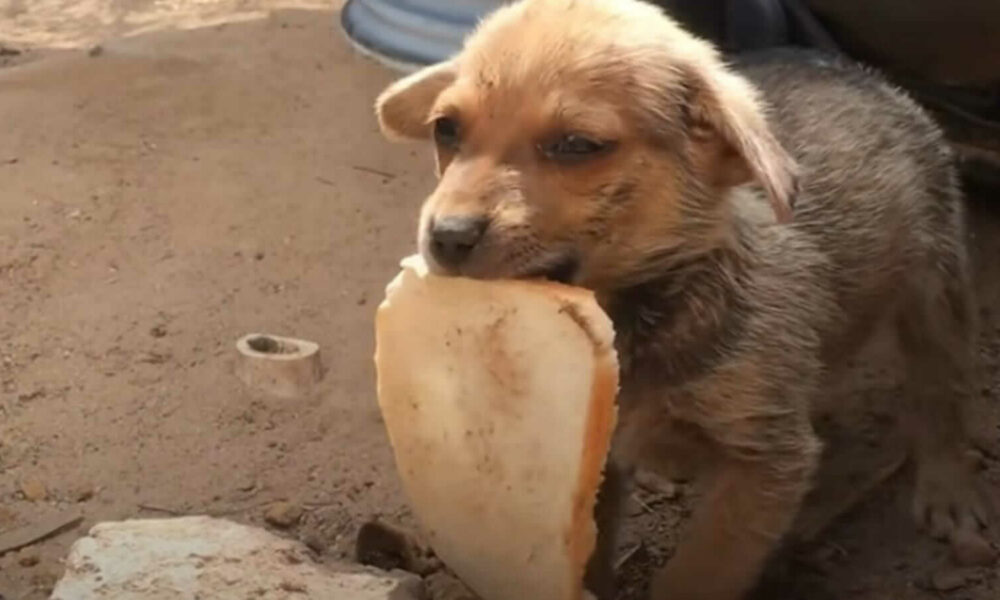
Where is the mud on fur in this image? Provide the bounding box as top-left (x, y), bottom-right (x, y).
top-left (373, 1), bottom-right (995, 598)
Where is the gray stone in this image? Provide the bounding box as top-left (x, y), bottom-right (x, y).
top-left (50, 516), bottom-right (424, 599)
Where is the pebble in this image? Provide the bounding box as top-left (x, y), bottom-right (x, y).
top-left (302, 531), bottom-right (328, 554)
top-left (424, 572), bottom-right (479, 600)
top-left (19, 553), bottom-right (40, 568)
top-left (950, 529), bottom-right (997, 566)
top-left (21, 479), bottom-right (48, 502)
top-left (264, 501), bottom-right (303, 529)
top-left (930, 568), bottom-right (969, 592)
top-left (627, 496), bottom-right (649, 517)
top-left (801, 544), bottom-right (843, 574)
top-left (633, 469), bottom-right (679, 499)
top-left (75, 486), bottom-right (96, 503)
top-left (356, 520), bottom-right (433, 575)
top-left (278, 580), bottom-right (307, 593)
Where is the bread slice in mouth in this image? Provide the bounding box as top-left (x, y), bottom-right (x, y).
top-left (374, 254), bottom-right (619, 600)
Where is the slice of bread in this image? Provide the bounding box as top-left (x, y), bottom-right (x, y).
top-left (374, 255), bottom-right (619, 600)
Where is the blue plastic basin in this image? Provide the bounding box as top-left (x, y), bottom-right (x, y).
top-left (341, 0), bottom-right (503, 71)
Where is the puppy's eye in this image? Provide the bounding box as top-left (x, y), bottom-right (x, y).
top-left (541, 134), bottom-right (611, 163)
top-left (433, 117), bottom-right (461, 149)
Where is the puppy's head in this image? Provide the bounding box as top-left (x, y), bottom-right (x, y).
top-left (375, 0), bottom-right (796, 291)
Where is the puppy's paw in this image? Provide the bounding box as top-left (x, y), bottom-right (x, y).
top-left (913, 457), bottom-right (997, 566)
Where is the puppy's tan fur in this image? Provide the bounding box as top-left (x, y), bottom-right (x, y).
top-left (374, 1), bottom-right (993, 598)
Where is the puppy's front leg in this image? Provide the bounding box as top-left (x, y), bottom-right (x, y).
top-left (650, 446), bottom-right (818, 600)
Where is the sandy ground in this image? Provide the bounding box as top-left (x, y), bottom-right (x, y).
top-left (0, 3), bottom-right (998, 600)
top-left (0, 0), bottom-right (334, 48)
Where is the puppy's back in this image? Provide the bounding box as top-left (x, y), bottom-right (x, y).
top-left (736, 49), bottom-right (957, 221)
top-left (734, 50), bottom-right (965, 317)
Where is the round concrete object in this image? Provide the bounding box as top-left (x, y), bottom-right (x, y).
top-left (235, 333), bottom-right (322, 398)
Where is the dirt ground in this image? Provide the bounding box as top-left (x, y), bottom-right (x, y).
top-left (0, 3), bottom-right (998, 600)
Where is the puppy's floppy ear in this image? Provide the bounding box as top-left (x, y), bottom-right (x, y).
top-left (684, 65), bottom-right (798, 223)
top-left (375, 60), bottom-right (457, 141)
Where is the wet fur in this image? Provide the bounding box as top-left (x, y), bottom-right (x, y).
top-left (374, 2), bottom-right (992, 599)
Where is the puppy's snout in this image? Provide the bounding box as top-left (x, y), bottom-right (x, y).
top-left (429, 215), bottom-right (488, 270)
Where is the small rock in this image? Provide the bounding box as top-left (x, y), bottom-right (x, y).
top-left (19, 553), bottom-right (40, 568)
top-left (30, 569), bottom-right (59, 596)
top-left (846, 582), bottom-right (870, 595)
top-left (279, 547), bottom-right (307, 565)
top-left (149, 325), bottom-right (167, 338)
top-left (264, 502), bottom-right (303, 529)
top-left (88, 45), bottom-right (103, 57)
top-left (75, 486), bottom-right (96, 503)
top-left (634, 469), bottom-right (680, 500)
top-left (278, 580), bottom-right (307, 593)
top-left (17, 388), bottom-right (45, 402)
top-left (930, 568), bottom-right (969, 592)
top-left (21, 479), bottom-right (48, 502)
top-left (302, 531), bottom-right (328, 554)
top-left (626, 496), bottom-right (648, 517)
top-left (424, 572), bottom-right (480, 600)
top-left (356, 520), bottom-right (435, 575)
top-left (950, 529), bottom-right (997, 566)
top-left (799, 544), bottom-right (843, 575)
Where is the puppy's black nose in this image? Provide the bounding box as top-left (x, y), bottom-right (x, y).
top-left (429, 215), bottom-right (488, 270)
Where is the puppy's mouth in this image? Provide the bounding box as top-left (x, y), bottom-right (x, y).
top-left (523, 254), bottom-right (580, 285)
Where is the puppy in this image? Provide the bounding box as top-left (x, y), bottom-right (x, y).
top-left (373, 1), bottom-right (993, 598)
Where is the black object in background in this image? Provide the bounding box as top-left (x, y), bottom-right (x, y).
top-left (650, 0), bottom-right (1000, 189)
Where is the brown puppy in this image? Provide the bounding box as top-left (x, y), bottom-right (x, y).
top-left (374, 0), bottom-right (993, 598)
